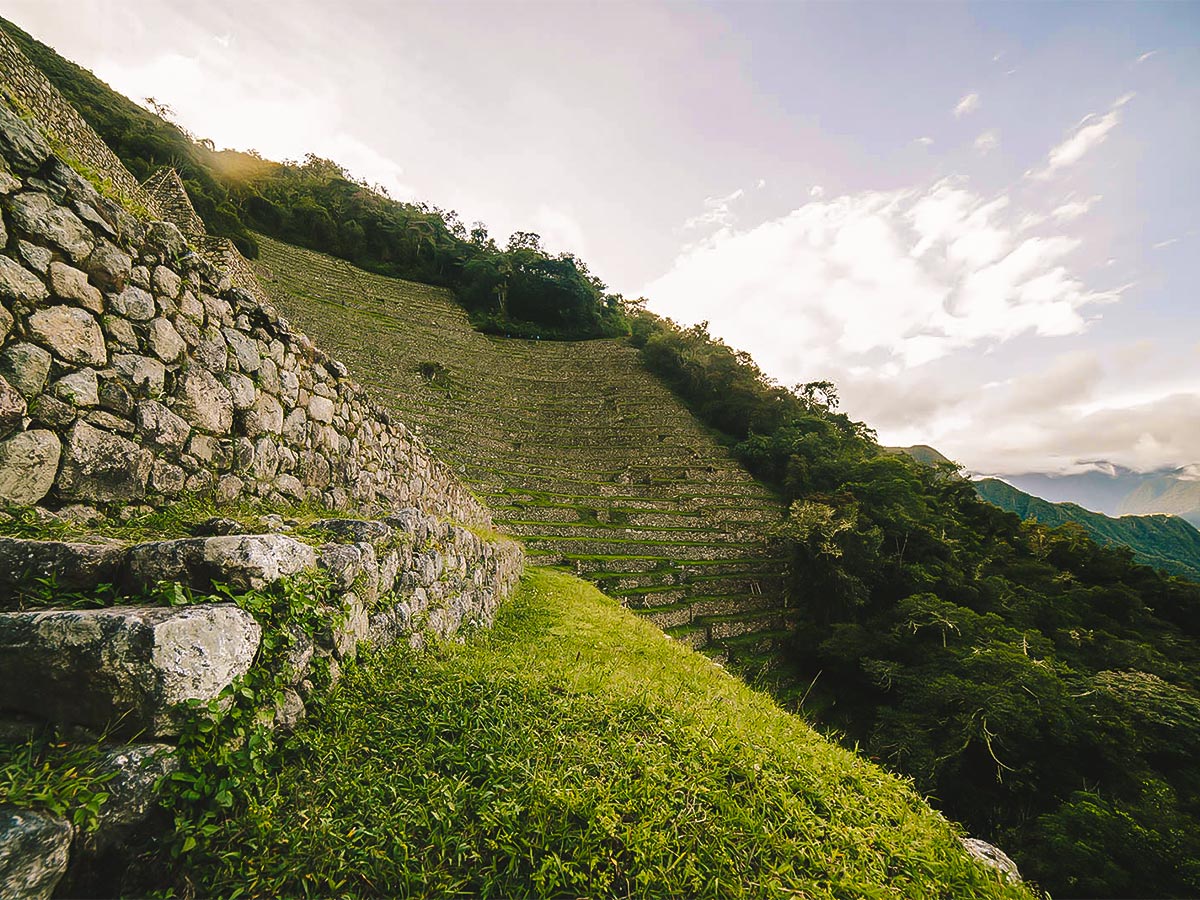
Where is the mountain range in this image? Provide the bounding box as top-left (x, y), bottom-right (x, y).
top-left (1002, 464), bottom-right (1200, 529)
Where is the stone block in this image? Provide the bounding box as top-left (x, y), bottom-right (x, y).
top-left (0, 430), bottom-right (61, 506)
top-left (0, 805), bottom-right (71, 900)
top-left (28, 306), bottom-right (106, 367)
top-left (84, 240), bottom-right (131, 292)
top-left (56, 421), bottom-right (152, 503)
top-left (147, 317), bottom-right (184, 363)
top-left (124, 533), bottom-right (317, 593)
top-left (135, 399), bottom-right (190, 452)
top-left (0, 343), bottom-right (51, 400)
top-left (172, 367), bottom-right (232, 433)
top-left (0, 254), bottom-right (48, 304)
top-left (7, 192), bottom-right (93, 263)
top-left (0, 604), bottom-right (260, 735)
top-left (52, 369), bottom-right (98, 408)
top-left (0, 375), bottom-right (25, 438)
top-left (47, 261), bottom-right (103, 313)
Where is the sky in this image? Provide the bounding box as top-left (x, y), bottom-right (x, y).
top-left (5, 0), bottom-right (1198, 477)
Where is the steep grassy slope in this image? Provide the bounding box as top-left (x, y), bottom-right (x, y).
top-left (252, 235), bottom-right (789, 660)
top-left (976, 477), bottom-right (1200, 582)
top-left (172, 568), bottom-right (1030, 899)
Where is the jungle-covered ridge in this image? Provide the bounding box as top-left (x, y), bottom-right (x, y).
top-left (8, 16), bottom-right (1200, 897)
top-left (975, 476), bottom-right (1200, 583)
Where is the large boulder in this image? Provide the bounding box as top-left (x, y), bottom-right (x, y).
top-left (171, 366), bottom-right (233, 433)
top-left (27, 306), bottom-right (106, 367)
top-left (0, 101), bottom-right (52, 174)
top-left (0, 536), bottom-right (126, 600)
top-left (0, 604), bottom-right (261, 736)
top-left (0, 806), bottom-right (72, 900)
top-left (124, 534), bottom-right (317, 593)
top-left (56, 421), bottom-right (152, 503)
top-left (0, 255), bottom-right (48, 304)
top-left (6, 192), bottom-right (94, 264)
top-left (0, 430), bottom-right (61, 506)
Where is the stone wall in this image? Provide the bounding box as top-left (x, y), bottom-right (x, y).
top-left (0, 27), bottom-right (157, 216)
top-left (0, 97), bottom-right (492, 528)
top-left (0, 508), bottom-right (523, 896)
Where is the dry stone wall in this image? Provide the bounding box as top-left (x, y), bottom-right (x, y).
top-left (0, 97), bottom-right (491, 528)
top-left (0, 27), bottom-right (156, 216)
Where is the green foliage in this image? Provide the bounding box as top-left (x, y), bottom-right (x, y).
top-left (0, 730), bottom-right (116, 832)
top-left (631, 310), bottom-right (1200, 897)
top-left (0, 17), bottom-right (627, 340)
top-left (975, 477), bottom-right (1200, 582)
top-left (160, 572), bottom-right (338, 878)
top-left (162, 569), bottom-right (1030, 899)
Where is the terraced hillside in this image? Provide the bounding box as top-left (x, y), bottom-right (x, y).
top-left (251, 234), bottom-right (790, 661)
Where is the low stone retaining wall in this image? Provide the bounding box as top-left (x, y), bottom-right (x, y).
top-left (0, 508), bottom-right (523, 897)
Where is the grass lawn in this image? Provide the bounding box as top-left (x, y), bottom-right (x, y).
top-left (175, 568), bottom-right (1032, 899)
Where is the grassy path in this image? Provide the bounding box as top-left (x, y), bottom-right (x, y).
top-left (177, 569), bottom-right (1030, 899)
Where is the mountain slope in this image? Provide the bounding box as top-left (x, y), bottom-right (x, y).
top-left (252, 234), bottom-right (790, 660)
top-left (975, 478), bottom-right (1200, 582)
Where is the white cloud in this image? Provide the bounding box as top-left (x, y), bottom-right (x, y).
top-left (1051, 194), bottom-right (1102, 222)
top-left (529, 205), bottom-right (589, 257)
top-left (644, 176), bottom-right (1120, 378)
top-left (953, 92), bottom-right (980, 117)
top-left (974, 130), bottom-right (999, 154)
top-left (914, 136), bottom-right (934, 146)
top-left (1153, 237), bottom-right (1180, 250)
top-left (756, 178), bottom-right (767, 189)
top-left (1135, 49), bottom-right (1159, 65)
top-left (1029, 93), bottom-right (1134, 180)
top-left (682, 187), bottom-right (745, 231)
top-left (809, 185), bottom-right (825, 199)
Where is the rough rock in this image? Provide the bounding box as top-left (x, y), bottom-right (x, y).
top-left (151, 264), bottom-right (181, 299)
top-left (172, 366), bottom-right (233, 433)
top-left (223, 327), bottom-right (261, 373)
top-left (242, 392), bottom-right (283, 436)
top-left (0, 604), bottom-right (261, 736)
top-left (144, 221), bottom-right (187, 260)
top-left (52, 369), bottom-right (98, 408)
top-left (273, 688), bottom-right (305, 732)
top-left (147, 317), bottom-right (185, 363)
top-left (109, 285), bottom-right (154, 321)
top-left (112, 353), bottom-right (166, 398)
top-left (56, 420), bottom-right (152, 503)
top-left (47, 261), bottom-right (103, 313)
top-left (961, 837), bottom-right (1021, 883)
top-left (124, 533), bottom-right (317, 593)
top-left (0, 375), bottom-right (25, 438)
top-left (27, 306), bottom-right (106, 367)
top-left (0, 100), bottom-right (52, 174)
top-left (16, 240), bottom-right (51, 274)
top-left (84, 239), bottom-right (131, 291)
top-left (7, 191), bottom-right (94, 263)
top-left (135, 400), bottom-right (190, 452)
top-left (0, 254), bottom-right (48, 303)
top-left (0, 536), bottom-right (128, 599)
top-left (0, 343), bottom-right (51, 400)
top-left (308, 394), bottom-right (335, 424)
top-left (0, 805), bottom-right (72, 900)
top-left (0, 431), bottom-right (61, 506)
top-left (59, 744), bottom-right (178, 896)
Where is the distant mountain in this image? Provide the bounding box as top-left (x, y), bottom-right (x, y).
top-left (975, 477), bottom-right (1200, 582)
top-left (1004, 465), bottom-right (1200, 528)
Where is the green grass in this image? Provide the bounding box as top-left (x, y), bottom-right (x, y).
top-left (171, 568), bottom-right (1030, 898)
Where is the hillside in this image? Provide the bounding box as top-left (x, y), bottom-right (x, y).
top-left (1119, 467), bottom-right (1200, 528)
top-left (165, 568), bottom-right (1030, 899)
top-left (1005, 465), bottom-right (1200, 527)
top-left (251, 235), bottom-right (791, 662)
top-left (976, 478), bottom-right (1200, 582)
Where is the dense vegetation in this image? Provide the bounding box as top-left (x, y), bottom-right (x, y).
top-left (976, 477), bottom-right (1200, 583)
top-left (631, 312), bottom-right (1200, 899)
top-left (0, 17), bottom-right (628, 340)
top-left (158, 569), bottom-right (1029, 899)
